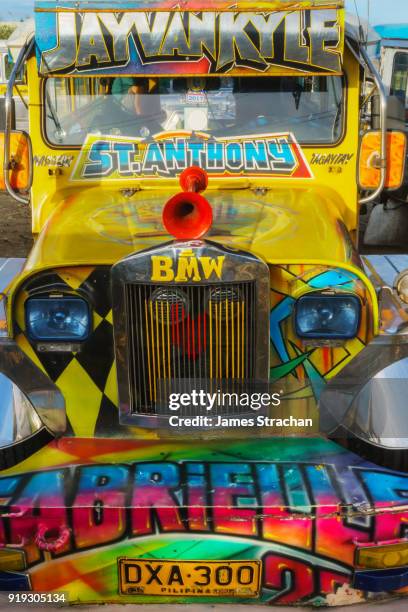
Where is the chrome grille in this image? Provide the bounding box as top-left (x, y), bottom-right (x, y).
top-left (125, 282), bottom-right (256, 414)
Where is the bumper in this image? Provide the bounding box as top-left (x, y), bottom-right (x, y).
top-left (1, 293), bottom-right (408, 603)
top-left (0, 437), bottom-right (407, 605)
top-left (0, 339), bottom-right (65, 469)
top-left (320, 333), bottom-right (408, 469)
top-left (354, 568), bottom-right (408, 592)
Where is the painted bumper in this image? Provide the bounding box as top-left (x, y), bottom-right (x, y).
top-left (354, 567), bottom-right (408, 592)
top-left (0, 437), bottom-right (407, 605)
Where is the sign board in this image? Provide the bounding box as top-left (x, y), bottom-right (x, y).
top-left (34, 1), bottom-right (345, 77)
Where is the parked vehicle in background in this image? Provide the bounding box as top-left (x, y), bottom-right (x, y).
top-left (376, 24), bottom-right (408, 122)
top-left (0, 22), bottom-right (30, 131)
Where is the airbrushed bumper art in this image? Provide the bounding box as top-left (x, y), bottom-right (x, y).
top-left (1, 0), bottom-right (408, 606)
top-left (2, 438), bottom-right (408, 603)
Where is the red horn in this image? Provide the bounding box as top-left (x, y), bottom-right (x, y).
top-left (162, 167), bottom-right (212, 240)
top-left (179, 166), bottom-right (208, 193)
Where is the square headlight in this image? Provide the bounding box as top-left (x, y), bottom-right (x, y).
top-left (295, 294), bottom-right (361, 340)
top-left (25, 297), bottom-right (91, 342)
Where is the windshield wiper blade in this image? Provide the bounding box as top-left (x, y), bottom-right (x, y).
top-left (45, 90), bottom-right (63, 133)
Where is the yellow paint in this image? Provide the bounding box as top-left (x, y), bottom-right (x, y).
top-left (144, 300), bottom-right (153, 402)
top-left (237, 302), bottom-right (241, 379)
top-left (231, 300), bottom-right (235, 379)
top-left (0, 549), bottom-right (26, 572)
top-left (166, 302), bottom-right (171, 380)
top-left (56, 359), bottom-right (103, 437)
top-left (269, 262), bottom-right (375, 416)
top-left (357, 543), bottom-right (408, 570)
top-left (104, 362), bottom-right (119, 407)
top-left (57, 266), bottom-right (95, 290)
top-left (119, 559), bottom-right (261, 598)
top-left (151, 254), bottom-right (225, 282)
top-left (219, 299), bottom-right (222, 378)
top-left (149, 300), bottom-right (157, 401)
top-left (151, 256), bottom-right (174, 282)
top-left (225, 299), bottom-right (229, 378)
top-left (1, 40), bottom-right (382, 438)
top-left (174, 255), bottom-right (202, 282)
top-left (209, 299), bottom-right (213, 380)
top-left (241, 301), bottom-right (245, 379)
top-left (19, 46), bottom-right (358, 231)
top-left (200, 257), bottom-right (225, 280)
top-left (15, 333), bottom-right (47, 376)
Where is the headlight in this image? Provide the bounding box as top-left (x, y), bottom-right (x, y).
top-left (295, 294), bottom-right (361, 339)
top-left (25, 297), bottom-right (91, 342)
top-left (395, 271), bottom-right (408, 304)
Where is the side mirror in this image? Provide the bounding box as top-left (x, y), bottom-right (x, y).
top-left (0, 131), bottom-right (31, 192)
top-left (0, 97), bottom-right (15, 131)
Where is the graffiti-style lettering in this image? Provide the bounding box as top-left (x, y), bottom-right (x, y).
top-left (1, 459), bottom-right (408, 602)
top-left (72, 133), bottom-right (312, 182)
top-left (37, 9), bottom-right (344, 77)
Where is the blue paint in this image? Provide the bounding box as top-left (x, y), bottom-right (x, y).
top-left (269, 297), bottom-right (295, 364)
top-left (0, 571), bottom-right (30, 591)
top-left (354, 567), bottom-right (408, 592)
top-left (309, 270), bottom-right (356, 289)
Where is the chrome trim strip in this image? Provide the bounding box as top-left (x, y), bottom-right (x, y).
top-left (320, 334), bottom-right (408, 451)
top-left (347, 40), bottom-right (388, 205)
top-left (0, 339), bottom-right (66, 436)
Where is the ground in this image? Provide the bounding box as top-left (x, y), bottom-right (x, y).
top-left (0, 598), bottom-right (407, 610)
top-left (0, 193), bottom-right (32, 257)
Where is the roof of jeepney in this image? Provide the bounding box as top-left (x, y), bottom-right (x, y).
top-left (374, 23), bottom-right (408, 48)
top-left (375, 23), bottom-right (408, 40)
top-left (34, 0), bottom-right (344, 9)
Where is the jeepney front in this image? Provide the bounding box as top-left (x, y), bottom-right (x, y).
top-left (1, 0), bottom-right (408, 606)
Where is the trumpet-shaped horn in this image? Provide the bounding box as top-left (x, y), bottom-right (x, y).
top-left (162, 167), bottom-right (212, 240)
top-left (179, 166), bottom-right (208, 193)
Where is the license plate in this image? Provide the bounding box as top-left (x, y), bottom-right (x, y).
top-left (118, 558), bottom-right (261, 597)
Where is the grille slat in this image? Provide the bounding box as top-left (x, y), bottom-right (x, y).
top-left (125, 281), bottom-right (256, 415)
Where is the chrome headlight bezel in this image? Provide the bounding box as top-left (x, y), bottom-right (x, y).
top-left (395, 271), bottom-right (408, 305)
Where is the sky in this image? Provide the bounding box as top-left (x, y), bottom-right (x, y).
top-left (2, 0), bottom-right (408, 24)
top-left (346, 0), bottom-right (408, 24)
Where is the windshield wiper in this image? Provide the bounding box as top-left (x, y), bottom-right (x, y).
top-left (292, 83), bottom-right (303, 111)
top-left (45, 90), bottom-right (63, 134)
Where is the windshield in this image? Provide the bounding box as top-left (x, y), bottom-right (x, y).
top-left (45, 76), bottom-right (344, 147)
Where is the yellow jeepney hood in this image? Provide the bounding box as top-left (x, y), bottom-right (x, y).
top-left (22, 185), bottom-right (356, 276)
